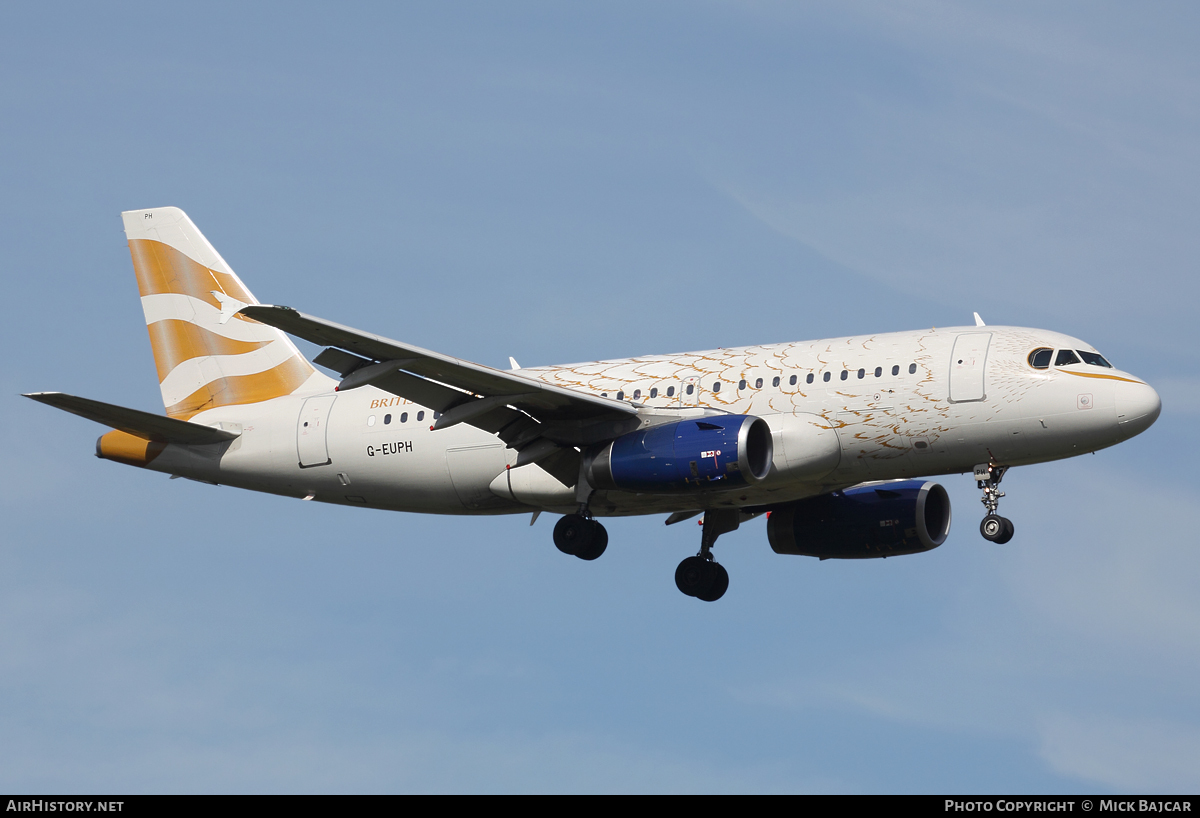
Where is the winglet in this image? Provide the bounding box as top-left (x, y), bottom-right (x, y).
top-left (973, 312), bottom-right (986, 327)
top-left (211, 290), bottom-right (249, 325)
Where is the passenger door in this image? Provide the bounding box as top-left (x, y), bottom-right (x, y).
top-left (297, 394), bottom-right (337, 468)
top-left (949, 333), bottom-right (992, 403)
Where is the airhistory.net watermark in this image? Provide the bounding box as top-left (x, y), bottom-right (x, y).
top-left (6, 802), bottom-right (123, 812)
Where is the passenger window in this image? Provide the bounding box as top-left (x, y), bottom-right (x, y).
top-left (857, 368), bottom-right (865, 379)
top-left (1077, 350), bottom-right (1113, 368)
top-left (772, 376), bottom-right (780, 387)
top-left (686, 384), bottom-right (694, 395)
top-left (874, 367), bottom-right (882, 378)
top-left (616, 391), bottom-right (625, 401)
top-left (417, 411), bottom-right (425, 422)
top-left (667, 386), bottom-right (675, 397)
top-left (790, 375), bottom-right (798, 386)
top-left (712, 382), bottom-right (721, 392)
top-left (368, 415), bottom-right (376, 427)
top-left (650, 388), bottom-right (658, 398)
top-left (822, 372), bottom-right (830, 382)
top-left (840, 370), bottom-right (848, 381)
top-left (739, 379), bottom-right (747, 390)
top-left (433, 412), bottom-right (441, 420)
top-left (384, 414), bottom-right (392, 425)
top-left (400, 413), bottom-right (408, 423)
top-left (892, 365), bottom-right (899, 376)
top-left (633, 389), bottom-right (641, 400)
top-left (807, 374), bottom-right (815, 384)
top-left (1029, 348), bottom-right (1052, 369)
top-left (909, 364), bottom-right (917, 374)
top-left (1055, 349), bottom-right (1081, 367)
top-left (755, 377), bottom-right (763, 389)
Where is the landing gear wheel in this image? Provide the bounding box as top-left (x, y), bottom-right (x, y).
top-left (553, 514), bottom-right (608, 560)
top-left (574, 521), bottom-right (608, 561)
top-left (995, 517), bottom-right (1015, 544)
top-left (695, 562), bottom-right (729, 602)
top-left (554, 514), bottom-right (588, 556)
top-left (980, 514), bottom-right (1005, 542)
top-left (675, 556), bottom-right (713, 598)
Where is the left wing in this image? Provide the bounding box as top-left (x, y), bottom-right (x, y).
top-left (239, 305), bottom-right (644, 482)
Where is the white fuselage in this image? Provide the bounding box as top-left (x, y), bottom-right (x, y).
top-left (141, 325), bottom-right (1160, 518)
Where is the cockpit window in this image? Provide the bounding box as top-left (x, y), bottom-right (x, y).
top-left (1077, 350), bottom-right (1113, 368)
top-left (1029, 348), bottom-right (1052, 369)
top-left (1055, 349), bottom-right (1081, 367)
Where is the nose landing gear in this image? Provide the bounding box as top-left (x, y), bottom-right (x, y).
top-left (675, 509), bottom-right (738, 602)
top-left (975, 463), bottom-right (1015, 544)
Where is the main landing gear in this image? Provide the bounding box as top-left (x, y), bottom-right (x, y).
top-left (553, 507), bottom-right (608, 561)
top-left (675, 509), bottom-right (738, 602)
top-left (975, 462), bottom-right (1015, 544)
top-left (551, 503), bottom-right (738, 602)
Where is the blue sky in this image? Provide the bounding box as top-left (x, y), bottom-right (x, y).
top-left (2, 1), bottom-right (1198, 793)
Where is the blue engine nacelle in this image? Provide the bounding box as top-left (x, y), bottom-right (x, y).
top-left (766, 480), bottom-right (951, 558)
top-left (587, 415), bottom-right (774, 493)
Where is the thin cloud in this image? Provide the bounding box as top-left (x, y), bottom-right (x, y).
top-left (1039, 713), bottom-right (1200, 792)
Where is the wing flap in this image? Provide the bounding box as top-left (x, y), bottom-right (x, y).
top-left (366, 370), bottom-right (535, 439)
top-left (537, 446), bottom-right (582, 487)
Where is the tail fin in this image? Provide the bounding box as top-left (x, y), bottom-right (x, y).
top-left (122, 207), bottom-right (329, 419)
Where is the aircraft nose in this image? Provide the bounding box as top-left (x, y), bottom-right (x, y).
top-left (1115, 380), bottom-right (1162, 439)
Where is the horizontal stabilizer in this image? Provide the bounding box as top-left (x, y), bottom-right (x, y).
top-left (23, 392), bottom-right (239, 445)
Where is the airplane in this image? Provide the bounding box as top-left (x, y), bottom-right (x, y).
top-left (26, 207), bottom-right (1162, 602)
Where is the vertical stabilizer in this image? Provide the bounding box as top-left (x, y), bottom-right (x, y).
top-left (122, 207), bottom-right (331, 419)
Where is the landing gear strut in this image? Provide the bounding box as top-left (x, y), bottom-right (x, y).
top-left (975, 463), bottom-right (1015, 544)
top-left (553, 505), bottom-right (608, 561)
top-left (675, 509), bottom-right (737, 602)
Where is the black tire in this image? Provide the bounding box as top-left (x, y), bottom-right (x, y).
top-left (695, 562), bottom-right (729, 602)
top-left (675, 556), bottom-right (714, 598)
top-left (980, 514), bottom-right (1005, 542)
top-left (994, 517), bottom-right (1015, 544)
top-left (574, 521), bottom-right (608, 561)
top-left (553, 514), bottom-right (590, 556)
